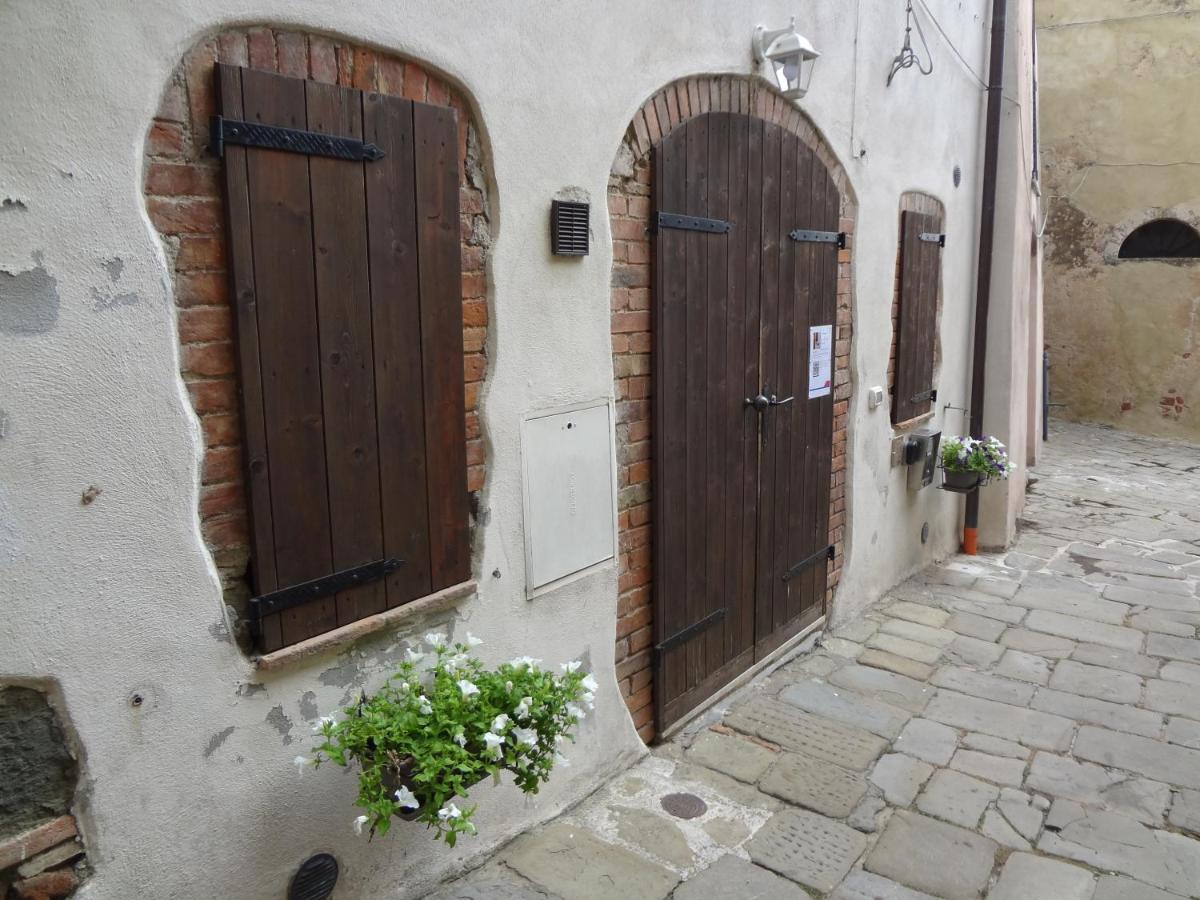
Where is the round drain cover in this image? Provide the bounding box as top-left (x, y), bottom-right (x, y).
top-left (289, 853), bottom-right (339, 900)
top-left (661, 792), bottom-right (707, 819)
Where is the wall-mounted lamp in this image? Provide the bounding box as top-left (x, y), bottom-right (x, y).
top-left (753, 17), bottom-right (821, 100)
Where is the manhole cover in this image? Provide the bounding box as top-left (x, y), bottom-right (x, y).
top-left (289, 853), bottom-right (338, 900)
top-left (661, 792), bottom-right (707, 819)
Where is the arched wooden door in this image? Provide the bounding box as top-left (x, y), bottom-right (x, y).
top-left (652, 112), bottom-right (840, 729)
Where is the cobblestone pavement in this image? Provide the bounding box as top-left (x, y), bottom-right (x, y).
top-left (434, 423), bottom-right (1200, 899)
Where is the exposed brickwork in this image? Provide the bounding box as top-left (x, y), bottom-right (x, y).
top-left (609, 76), bottom-right (856, 743)
top-left (891, 192), bottom-right (945, 431)
top-left (144, 30), bottom-right (491, 645)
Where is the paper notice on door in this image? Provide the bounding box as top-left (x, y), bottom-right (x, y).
top-left (808, 324), bottom-right (833, 399)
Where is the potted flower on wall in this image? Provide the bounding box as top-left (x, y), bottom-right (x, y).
top-left (939, 435), bottom-right (1015, 493)
top-left (296, 634), bottom-right (593, 846)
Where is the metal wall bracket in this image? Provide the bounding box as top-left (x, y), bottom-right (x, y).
top-left (249, 557), bottom-right (404, 620)
top-left (919, 232), bottom-right (946, 246)
top-left (210, 115), bottom-right (386, 162)
top-left (911, 388), bottom-right (938, 404)
top-left (781, 545), bottom-right (835, 582)
top-left (789, 229), bottom-right (847, 248)
top-left (655, 212), bottom-right (732, 234)
top-left (655, 608), bottom-right (727, 654)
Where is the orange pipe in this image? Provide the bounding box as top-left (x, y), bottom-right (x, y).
top-left (962, 527), bottom-right (978, 556)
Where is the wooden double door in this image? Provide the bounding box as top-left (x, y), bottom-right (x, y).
top-left (652, 112), bottom-right (841, 729)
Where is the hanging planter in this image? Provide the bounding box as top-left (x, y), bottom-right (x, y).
top-left (294, 634), bottom-right (595, 846)
top-left (939, 435), bottom-right (1014, 494)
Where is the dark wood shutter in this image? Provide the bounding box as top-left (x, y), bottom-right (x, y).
top-left (892, 211), bottom-right (942, 423)
top-left (215, 64), bottom-right (469, 652)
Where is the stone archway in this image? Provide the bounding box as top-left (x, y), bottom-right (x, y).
top-left (608, 76), bottom-right (855, 741)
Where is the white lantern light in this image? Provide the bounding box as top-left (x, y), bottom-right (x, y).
top-left (753, 17), bottom-right (821, 100)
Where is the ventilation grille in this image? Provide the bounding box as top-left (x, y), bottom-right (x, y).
top-left (289, 853), bottom-right (338, 900)
top-left (551, 200), bottom-right (590, 256)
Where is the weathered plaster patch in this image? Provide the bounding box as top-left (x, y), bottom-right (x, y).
top-left (0, 410), bottom-right (8, 440)
top-left (0, 198), bottom-right (27, 212)
top-left (207, 619), bottom-right (231, 644)
top-left (235, 682), bottom-right (266, 698)
top-left (202, 725), bottom-right (235, 758)
top-left (0, 254), bottom-right (59, 334)
top-left (103, 257), bottom-right (124, 282)
top-left (265, 705), bottom-right (293, 745)
top-left (318, 655), bottom-right (362, 689)
top-left (298, 691), bottom-right (319, 722)
top-left (90, 286), bottom-right (139, 312)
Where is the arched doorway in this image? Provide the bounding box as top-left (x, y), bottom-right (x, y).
top-left (609, 78), bottom-right (855, 738)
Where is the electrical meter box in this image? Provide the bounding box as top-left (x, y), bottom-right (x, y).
top-left (521, 400), bottom-right (617, 596)
top-left (905, 428), bottom-right (942, 491)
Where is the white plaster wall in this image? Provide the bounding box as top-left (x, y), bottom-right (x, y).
top-left (0, 2), bottom-right (1025, 896)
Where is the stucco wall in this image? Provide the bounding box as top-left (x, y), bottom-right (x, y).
top-left (1037, 1), bottom-right (1200, 440)
top-left (0, 2), bottom-right (1025, 897)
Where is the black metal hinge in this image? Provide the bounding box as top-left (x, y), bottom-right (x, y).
top-left (655, 212), bottom-right (732, 234)
top-left (781, 545), bottom-right (835, 583)
top-left (655, 608), bottom-right (727, 654)
top-left (790, 229), bottom-right (847, 248)
top-left (249, 557), bottom-right (404, 620)
top-left (919, 232), bottom-right (946, 246)
top-left (911, 388), bottom-right (938, 404)
top-left (210, 115), bottom-right (386, 162)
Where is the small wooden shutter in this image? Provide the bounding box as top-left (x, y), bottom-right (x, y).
top-left (215, 64), bottom-right (469, 652)
top-left (892, 211), bottom-right (942, 423)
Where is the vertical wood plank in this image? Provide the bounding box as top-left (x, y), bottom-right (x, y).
top-left (894, 211), bottom-right (923, 423)
top-left (240, 67), bottom-right (336, 646)
top-left (215, 64), bottom-right (283, 650)
top-left (753, 121), bottom-right (781, 647)
top-left (704, 112), bottom-right (731, 673)
top-left (364, 94), bottom-right (434, 606)
top-left (305, 79), bottom-right (387, 626)
top-left (683, 115), bottom-right (709, 689)
top-left (914, 212), bottom-right (940, 417)
top-left (414, 102), bottom-right (470, 590)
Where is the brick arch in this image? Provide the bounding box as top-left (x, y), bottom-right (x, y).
top-left (144, 27), bottom-right (492, 651)
top-left (608, 75), bottom-right (855, 742)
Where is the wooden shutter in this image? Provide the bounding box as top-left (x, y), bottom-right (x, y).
top-left (892, 211), bottom-right (942, 423)
top-left (215, 64), bottom-right (469, 652)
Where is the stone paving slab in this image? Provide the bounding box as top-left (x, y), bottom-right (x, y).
top-left (1049, 658), bottom-right (1143, 703)
top-left (724, 696), bottom-right (888, 770)
top-left (1031, 686), bottom-right (1163, 737)
top-left (778, 680), bottom-right (910, 738)
top-left (988, 852), bottom-right (1095, 900)
top-left (864, 811), bottom-right (998, 900)
top-left (916, 768), bottom-right (998, 828)
top-left (758, 751), bottom-right (868, 818)
top-left (1093, 874), bottom-right (1186, 900)
top-left (1025, 609), bottom-right (1146, 652)
top-left (1148, 634), bottom-right (1200, 663)
top-left (868, 753), bottom-right (933, 807)
top-left (684, 730), bottom-right (776, 783)
top-left (747, 808), bottom-right (867, 894)
top-left (1074, 725), bottom-right (1200, 789)
top-left (1071, 643), bottom-right (1162, 678)
top-left (830, 869), bottom-right (938, 900)
top-left (826, 664), bottom-right (933, 713)
top-left (924, 690), bottom-right (1075, 751)
top-left (856, 649), bottom-right (935, 681)
top-left (503, 824), bottom-right (679, 900)
top-left (930, 665), bottom-right (1036, 705)
top-left (1025, 751), bottom-right (1170, 824)
top-left (672, 854), bottom-right (810, 899)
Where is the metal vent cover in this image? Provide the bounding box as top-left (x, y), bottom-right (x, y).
top-left (289, 853), bottom-right (339, 900)
top-left (551, 200), bottom-right (590, 256)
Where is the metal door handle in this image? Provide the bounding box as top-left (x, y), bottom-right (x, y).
top-left (770, 395), bottom-right (794, 407)
top-left (744, 394), bottom-right (770, 412)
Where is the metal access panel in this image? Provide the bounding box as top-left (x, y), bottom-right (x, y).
top-left (521, 400), bottom-right (617, 596)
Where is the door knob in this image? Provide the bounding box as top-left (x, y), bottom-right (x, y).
top-left (770, 394), bottom-right (794, 407)
top-left (744, 394), bottom-right (770, 412)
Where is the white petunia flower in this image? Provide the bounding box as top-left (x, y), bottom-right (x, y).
top-left (393, 785), bottom-right (419, 810)
top-left (581, 673), bottom-right (599, 693)
top-left (560, 659), bottom-right (582, 673)
top-left (458, 679), bottom-right (480, 699)
top-left (353, 815), bottom-right (369, 835)
top-left (425, 632), bottom-right (446, 648)
top-left (566, 703), bottom-right (585, 720)
top-left (312, 715), bottom-right (336, 733)
top-left (453, 727), bottom-right (467, 747)
top-left (418, 696), bottom-right (433, 715)
top-left (492, 713), bottom-right (510, 732)
top-left (437, 802), bottom-right (462, 822)
top-left (509, 656), bottom-right (542, 670)
top-left (482, 731), bottom-right (504, 757)
top-left (582, 691), bottom-right (595, 710)
top-left (512, 726), bottom-right (538, 748)
top-left (466, 632), bottom-right (483, 647)
top-left (514, 696), bottom-right (532, 718)
top-left (293, 754), bottom-right (315, 774)
top-left (505, 680), bottom-right (514, 693)
top-left (405, 648), bottom-right (425, 664)
top-left (444, 652), bottom-right (469, 671)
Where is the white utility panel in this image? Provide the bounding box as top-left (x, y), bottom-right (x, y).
top-left (521, 401), bottom-right (616, 596)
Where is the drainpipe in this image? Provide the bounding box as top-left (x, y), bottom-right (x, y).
top-left (962, 0), bottom-right (1008, 556)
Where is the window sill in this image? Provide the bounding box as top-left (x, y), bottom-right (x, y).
top-left (892, 411), bottom-right (935, 433)
top-left (252, 579), bottom-right (477, 672)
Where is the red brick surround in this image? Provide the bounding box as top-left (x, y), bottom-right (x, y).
top-left (144, 29), bottom-right (490, 646)
top-left (608, 76), bottom-right (855, 742)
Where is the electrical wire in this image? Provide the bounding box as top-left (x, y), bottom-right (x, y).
top-left (913, 0), bottom-right (989, 89)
